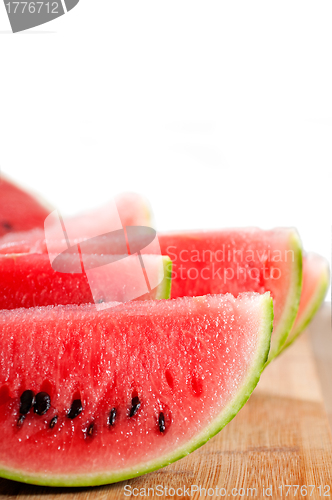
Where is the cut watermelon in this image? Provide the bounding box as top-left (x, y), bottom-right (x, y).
top-left (0, 293), bottom-right (273, 486)
top-left (279, 253), bottom-right (329, 353)
top-left (156, 229), bottom-right (302, 360)
top-left (0, 226), bottom-right (301, 360)
top-left (0, 176), bottom-right (50, 236)
top-left (0, 192), bottom-right (153, 255)
top-left (0, 253), bottom-right (172, 309)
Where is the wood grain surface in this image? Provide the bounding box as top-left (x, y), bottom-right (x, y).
top-left (0, 304), bottom-right (331, 499)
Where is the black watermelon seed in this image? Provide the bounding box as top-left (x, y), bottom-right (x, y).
top-left (158, 412), bottom-right (166, 433)
top-left (109, 408), bottom-right (117, 426)
top-left (17, 414), bottom-right (25, 427)
top-left (49, 416), bottom-right (58, 429)
top-left (34, 392), bottom-right (51, 415)
top-left (87, 422), bottom-right (94, 436)
top-left (130, 396), bottom-right (141, 417)
top-left (19, 390), bottom-right (35, 415)
top-left (2, 221), bottom-right (13, 231)
top-left (67, 399), bottom-right (83, 419)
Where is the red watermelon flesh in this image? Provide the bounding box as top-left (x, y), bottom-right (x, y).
top-left (280, 252), bottom-right (329, 352)
top-left (0, 176), bottom-right (50, 236)
top-left (0, 293), bottom-right (273, 486)
top-left (0, 192), bottom-right (152, 255)
top-left (155, 229), bottom-right (302, 360)
top-left (0, 253), bottom-right (172, 309)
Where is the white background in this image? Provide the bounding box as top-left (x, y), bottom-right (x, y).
top-left (0, 1), bottom-right (331, 294)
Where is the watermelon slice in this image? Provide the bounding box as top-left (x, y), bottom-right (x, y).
top-left (156, 229), bottom-right (302, 360)
top-left (0, 293), bottom-right (273, 486)
top-left (0, 253), bottom-right (172, 309)
top-left (0, 192), bottom-right (153, 255)
top-left (279, 252), bottom-right (329, 353)
top-left (0, 176), bottom-right (50, 236)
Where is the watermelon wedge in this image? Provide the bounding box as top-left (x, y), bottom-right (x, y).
top-left (0, 293), bottom-right (273, 486)
top-left (0, 253), bottom-right (172, 309)
top-left (0, 176), bottom-right (50, 236)
top-left (0, 192), bottom-right (153, 255)
top-left (279, 252), bottom-right (329, 353)
top-left (156, 229), bottom-right (302, 360)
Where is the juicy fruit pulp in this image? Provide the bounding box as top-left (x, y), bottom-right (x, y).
top-left (0, 254), bottom-right (172, 309)
top-left (157, 228), bottom-right (302, 360)
top-left (0, 176), bottom-right (50, 236)
top-left (0, 293), bottom-right (273, 486)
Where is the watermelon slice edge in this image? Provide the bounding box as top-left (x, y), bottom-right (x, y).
top-left (280, 252), bottom-right (329, 354)
top-left (266, 229), bottom-right (303, 361)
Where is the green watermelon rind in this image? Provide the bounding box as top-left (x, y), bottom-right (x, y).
top-left (279, 262), bottom-right (329, 354)
top-left (267, 230), bottom-right (303, 362)
top-left (0, 294), bottom-right (273, 487)
top-left (154, 257), bottom-right (172, 300)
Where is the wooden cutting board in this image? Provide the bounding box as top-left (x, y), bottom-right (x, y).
top-left (1, 304), bottom-right (331, 500)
